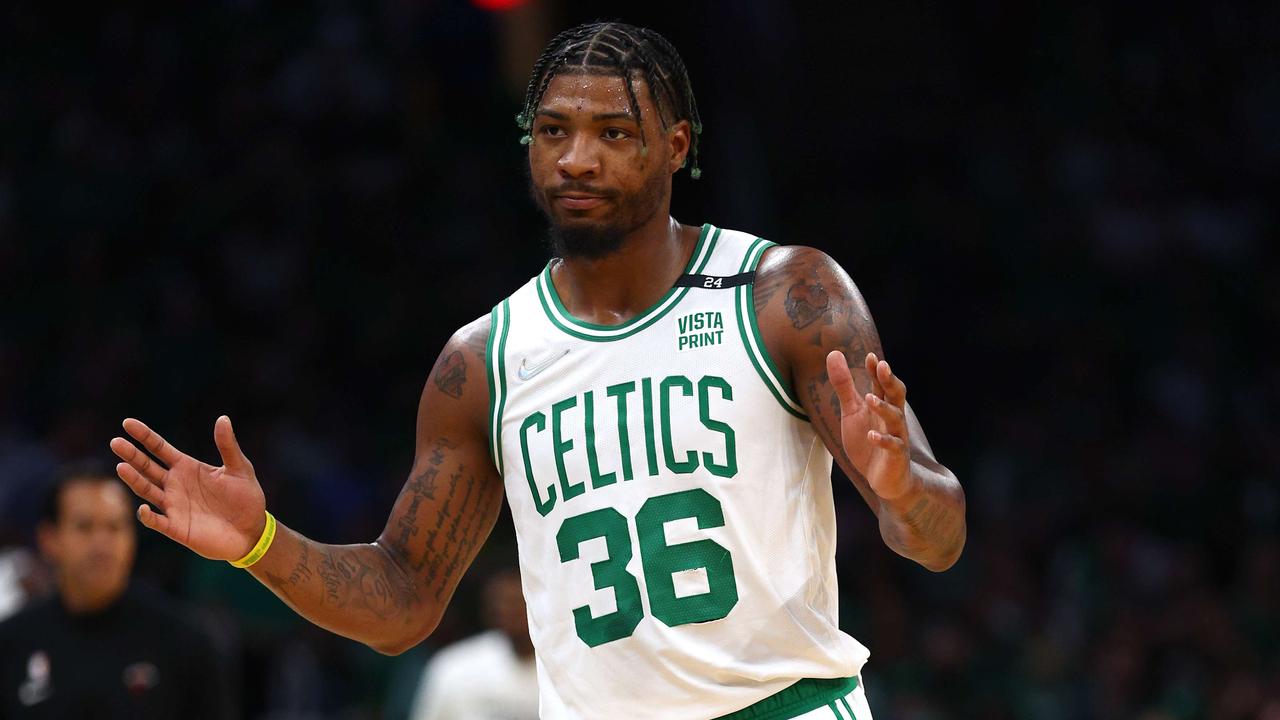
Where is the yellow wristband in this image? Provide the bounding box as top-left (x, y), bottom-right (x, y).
top-left (229, 511), bottom-right (277, 569)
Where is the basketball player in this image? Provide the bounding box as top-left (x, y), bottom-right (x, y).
top-left (109, 23), bottom-right (964, 720)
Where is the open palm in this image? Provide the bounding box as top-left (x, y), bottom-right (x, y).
top-left (110, 416), bottom-right (266, 561)
top-left (826, 351), bottom-right (915, 501)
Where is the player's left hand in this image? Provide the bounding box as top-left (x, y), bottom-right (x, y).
top-left (825, 350), bottom-right (917, 501)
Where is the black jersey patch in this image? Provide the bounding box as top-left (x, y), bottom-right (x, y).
top-left (673, 271), bottom-right (755, 289)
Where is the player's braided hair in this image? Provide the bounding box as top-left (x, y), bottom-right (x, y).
top-left (515, 22), bottom-right (705, 179)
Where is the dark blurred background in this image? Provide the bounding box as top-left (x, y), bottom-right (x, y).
top-left (1, 1), bottom-right (1277, 718)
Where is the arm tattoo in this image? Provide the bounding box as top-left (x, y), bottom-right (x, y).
top-left (884, 493), bottom-right (966, 563)
top-left (818, 299), bottom-right (878, 370)
top-left (393, 438), bottom-right (455, 549)
top-left (752, 262), bottom-right (789, 313)
top-left (262, 542), bottom-right (309, 604)
top-left (783, 266), bottom-right (834, 329)
top-left (303, 547), bottom-right (416, 620)
top-left (432, 351), bottom-right (467, 399)
top-left (804, 380), bottom-right (842, 464)
top-left (386, 438), bottom-right (502, 603)
top-left (805, 377), bottom-right (881, 512)
top-left (431, 319), bottom-right (491, 399)
top-left (901, 495), bottom-right (962, 544)
top-left (263, 540), bottom-right (418, 622)
top-left (260, 433), bottom-right (500, 626)
top-left (283, 542), bottom-right (313, 586)
top-left (387, 318), bottom-right (502, 601)
top-left (791, 261), bottom-right (878, 359)
top-left (317, 550), bottom-right (344, 604)
top-left (258, 318), bottom-right (503, 637)
top-left (413, 464), bottom-right (502, 602)
top-left (767, 251), bottom-right (879, 365)
top-left (758, 246), bottom-right (963, 568)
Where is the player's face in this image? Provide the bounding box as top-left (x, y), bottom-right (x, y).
top-left (39, 480), bottom-right (136, 609)
top-left (527, 72), bottom-right (689, 259)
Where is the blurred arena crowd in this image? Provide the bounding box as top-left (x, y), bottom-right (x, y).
top-left (0, 1), bottom-right (1276, 718)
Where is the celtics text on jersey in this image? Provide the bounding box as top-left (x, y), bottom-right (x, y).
top-left (485, 225), bottom-right (870, 720)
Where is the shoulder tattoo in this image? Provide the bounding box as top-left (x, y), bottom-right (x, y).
top-left (783, 265), bottom-right (835, 329)
top-left (432, 351), bottom-right (466, 399)
top-left (431, 319), bottom-right (491, 400)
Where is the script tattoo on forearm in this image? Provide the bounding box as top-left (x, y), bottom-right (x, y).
top-left (384, 436), bottom-right (502, 603)
top-left (263, 542), bottom-right (311, 605)
top-left (394, 438), bottom-right (454, 549)
top-left (263, 538), bottom-right (417, 623)
top-left (412, 463), bottom-right (502, 602)
top-left (287, 543), bottom-right (313, 585)
top-left (897, 493), bottom-right (965, 554)
top-left (303, 546), bottom-right (417, 621)
top-left (262, 542), bottom-right (314, 598)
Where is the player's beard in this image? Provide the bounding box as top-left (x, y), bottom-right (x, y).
top-left (531, 166), bottom-right (667, 261)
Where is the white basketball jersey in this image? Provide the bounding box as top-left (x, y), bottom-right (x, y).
top-left (485, 225), bottom-right (870, 720)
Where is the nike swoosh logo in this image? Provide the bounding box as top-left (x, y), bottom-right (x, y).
top-left (517, 348), bottom-right (570, 381)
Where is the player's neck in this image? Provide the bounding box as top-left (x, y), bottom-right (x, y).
top-left (58, 578), bottom-right (126, 616)
top-left (550, 214), bottom-right (697, 326)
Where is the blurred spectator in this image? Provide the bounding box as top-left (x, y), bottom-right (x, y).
top-left (0, 549), bottom-right (49, 623)
top-left (0, 467), bottom-right (235, 719)
top-left (408, 568), bottom-right (537, 720)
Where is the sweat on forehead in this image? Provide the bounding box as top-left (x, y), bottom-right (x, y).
top-left (537, 73), bottom-right (662, 119)
top-left (540, 70), bottom-right (672, 122)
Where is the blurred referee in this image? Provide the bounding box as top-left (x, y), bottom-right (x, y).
top-left (0, 466), bottom-right (234, 719)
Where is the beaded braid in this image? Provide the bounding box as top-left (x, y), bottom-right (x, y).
top-left (516, 29), bottom-right (586, 144)
top-left (630, 27), bottom-right (703, 175)
top-left (610, 29), bottom-right (674, 144)
top-left (515, 22), bottom-right (704, 179)
top-left (639, 28), bottom-right (704, 173)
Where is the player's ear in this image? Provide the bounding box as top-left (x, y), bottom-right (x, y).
top-left (667, 119), bottom-right (691, 174)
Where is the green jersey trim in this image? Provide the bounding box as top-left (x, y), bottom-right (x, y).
top-left (486, 300), bottom-right (511, 474)
top-left (535, 224), bottom-right (719, 342)
top-left (734, 238), bottom-right (808, 420)
top-left (713, 676), bottom-right (859, 720)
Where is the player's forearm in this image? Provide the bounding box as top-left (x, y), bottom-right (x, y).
top-left (877, 462), bottom-right (966, 572)
top-left (247, 523), bottom-right (435, 654)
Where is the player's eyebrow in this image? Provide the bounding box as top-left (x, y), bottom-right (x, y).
top-left (535, 109), bottom-right (569, 120)
top-left (592, 111), bottom-right (636, 123)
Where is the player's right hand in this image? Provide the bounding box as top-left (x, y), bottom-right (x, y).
top-left (110, 415), bottom-right (267, 562)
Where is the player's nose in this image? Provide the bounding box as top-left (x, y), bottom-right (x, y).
top-left (557, 135), bottom-right (600, 177)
